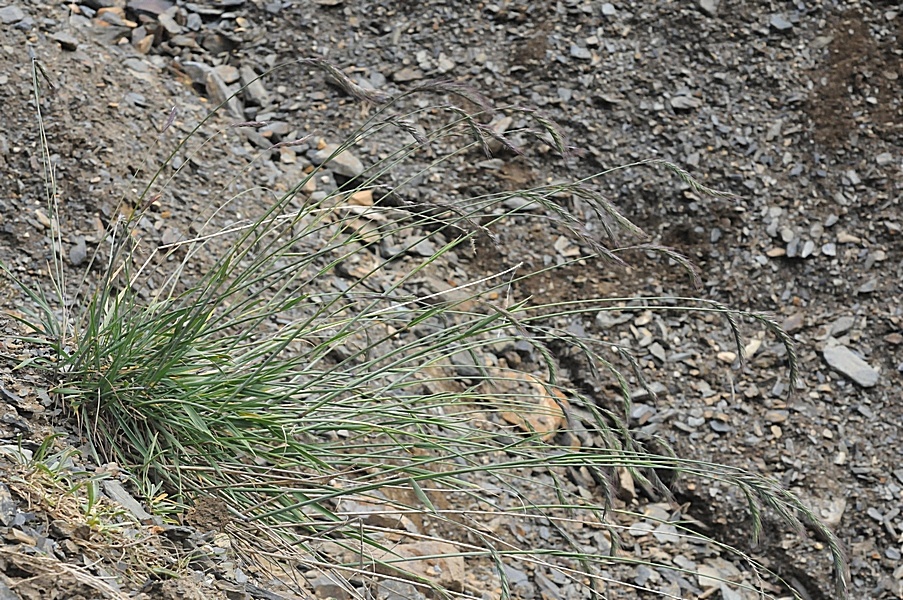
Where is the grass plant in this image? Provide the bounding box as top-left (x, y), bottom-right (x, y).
top-left (3, 56), bottom-right (848, 599)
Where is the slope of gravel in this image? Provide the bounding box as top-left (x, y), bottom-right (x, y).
top-left (0, 0), bottom-right (900, 599)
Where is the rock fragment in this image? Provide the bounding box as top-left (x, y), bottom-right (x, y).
top-left (372, 541), bottom-right (465, 592)
top-left (822, 345), bottom-right (879, 387)
top-left (103, 480), bottom-right (155, 523)
top-left (0, 5), bottom-right (25, 24)
top-left (769, 14), bottom-right (793, 31)
top-left (205, 70), bottom-right (245, 119)
top-left (239, 65), bottom-right (270, 106)
top-left (699, 0), bottom-right (720, 17)
top-left (392, 67), bottom-right (423, 82)
top-left (51, 31), bottom-right (79, 51)
top-left (570, 45), bottom-right (592, 60)
top-left (69, 236), bottom-right (87, 266)
top-left (312, 143), bottom-right (365, 179)
top-left (671, 95), bottom-right (702, 110)
top-left (876, 152), bottom-right (894, 166)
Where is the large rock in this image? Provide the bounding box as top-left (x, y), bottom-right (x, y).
top-left (239, 65), bottom-right (270, 107)
top-left (312, 143), bottom-right (365, 179)
top-left (373, 541), bottom-right (465, 593)
top-left (205, 70), bottom-right (245, 119)
top-left (822, 345), bottom-right (879, 388)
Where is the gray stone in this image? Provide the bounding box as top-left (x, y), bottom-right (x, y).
top-left (0, 577), bottom-right (18, 600)
top-left (310, 574), bottom-right (351, 600)
top-left (259, 121), bottom-right (291, 137)
top-left (823, 345), bottom-right (879, 387)
top-left (451, 351), bottom-right (483, 379)
top-left (157, 12), bottom-right (183, 36)
top-left (451, 350), bottom-right (482, 379)
top-left (100, 9), bottom-right (130, 26)
top-left (103, 480), bottom-right (155, 522)
top-left (699, 0), bottom-right (720, 17)
top-left (570, 45), bottom-right (591, 60)
top-left (534, 572), bottom-right (561, 597)
top-left (710, 419), bottom-right (732, 433)
top-left (213, 64), bottom-right (240, 84)
top-left (800, 239), bottom-right (815, 258)
top-left (169, 34), bottom-right (200, 49)
top-left (780, 227), bottom-right (794, 243)
top-left (856, 278), bottom-right (877, 294)
top-left (721, 584), bottom-right (743, 600)
top-left (437, 55), bottom-right (455, 73)
top-left (649, 342), bottom-right (667, 362)
top-left (876, 152), bottom-right (894, 166)
top-left (180, 60), bottom-right (211, 85)
top-left (240, 65), bottom-right (270, 107)
top-left (0, 445), bottom-right (32, 463)
top-left (769, 14), bottom-right (793, 31)
top-left (186, 11), bottom-right (202, 30)
top-left (392, 67), bottom-right (423, 82)
top-left (312, 144), bottom-right (365, 179)
top-left (671, 95), bottom-right (701, 110)
top-left (829, 316), bottom-right (856, 336)
top-left (69, 237), bottom-right (87, 267)
top-left (378, 580), bottom-right (426, 600)
top-left (51, 31), bottom-right (79, 51)
top-left (126, 0), bottom-right (175, 15)
top-left (0, 5), bottom-right (25, 24)
top-left (205, 70), bottom-right (245, 119)
top-left (0, 483), bottom-right (16, 527)
top-left (653, 522), bottom-right (681, 544)
top-left (123, 57), bottom-right (149, 73)
top-left (409, 238), bottom-right (436, 257)
top-left (596, 310), bottom-right (631, 329)
top-left (161, 226), bottom-right (184, 246)
top-left (501, 564), bottom-right (535, 598)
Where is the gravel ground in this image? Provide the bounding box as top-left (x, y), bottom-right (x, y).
top-left (0, 0), bottom-right (901, 599)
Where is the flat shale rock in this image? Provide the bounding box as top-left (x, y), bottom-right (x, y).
top-left (822, 345), bottom-right (879, 388)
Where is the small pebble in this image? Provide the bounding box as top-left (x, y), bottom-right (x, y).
top-left (876, 152), bottom-right (894, 166)
top-left (769, 14), bottom-right (793, 31)
top-left (716, 351), bottom-right (737, 364)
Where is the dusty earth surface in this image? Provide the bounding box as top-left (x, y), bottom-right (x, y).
top-left (0, 0), bottom-right (901, 599)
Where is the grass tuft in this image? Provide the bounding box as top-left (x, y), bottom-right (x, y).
top-left (2, 55), bottom-right (848, 599)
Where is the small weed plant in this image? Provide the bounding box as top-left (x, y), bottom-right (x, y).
top-left (3, 57), bottom-right (848, 599)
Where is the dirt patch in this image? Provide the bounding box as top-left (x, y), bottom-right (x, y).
top-left (807, 10), bottom-right (903, 149)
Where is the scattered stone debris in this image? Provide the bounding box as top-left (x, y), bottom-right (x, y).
top-left (0, 0), bottom-right (900, 598)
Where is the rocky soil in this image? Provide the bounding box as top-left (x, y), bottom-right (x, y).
top-left (0, 0), bottom-right (901, 599)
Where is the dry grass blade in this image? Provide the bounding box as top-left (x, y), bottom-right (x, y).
top-left (642, 158), bottom-right (739, 199)
top-left (415, 78), bottom-right (495, 116)
top-left (301, 58), bottom-right (392, 105)
top-left (384, 114), bottom-right (430, 147)
top-left (518, 107), bottom-right (574, 160)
